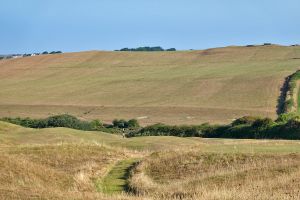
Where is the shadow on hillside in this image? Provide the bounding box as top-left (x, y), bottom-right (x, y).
top-left (276, 76), bottom-right (291, 115)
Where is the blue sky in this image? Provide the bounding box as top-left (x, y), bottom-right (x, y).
top-left (1, 0), bottom-right (300, 54)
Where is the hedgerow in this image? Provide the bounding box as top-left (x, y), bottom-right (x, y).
top-left (283, 70), bottom-right (300, 112)
top-left (2, 114), bottom-right (300, 140)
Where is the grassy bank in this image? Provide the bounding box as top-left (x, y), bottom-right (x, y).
top-left (130, 151), bottom-right (300, 199)
top-left (1, 121), bottom-right (300, 199)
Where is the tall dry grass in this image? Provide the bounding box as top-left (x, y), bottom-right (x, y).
top-left (129, 151), bottom-right (300, 199)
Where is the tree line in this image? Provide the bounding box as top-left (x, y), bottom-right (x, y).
top-left (127, 113), bottom-right (300, 140)
top-left (1, 114), bottom-right (139, 133)
top-left (2, 113), bottom-right (300, 140)
top-left (116, 46), bottom-right (176, 52)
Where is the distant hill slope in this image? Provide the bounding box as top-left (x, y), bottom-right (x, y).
top-left (1, 45), bottom-right (300, 125)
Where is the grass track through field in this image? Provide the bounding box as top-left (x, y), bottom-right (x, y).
top-left (99, 158), bottom-right (139, 194)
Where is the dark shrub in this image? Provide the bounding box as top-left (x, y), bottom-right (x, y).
top-left (166, 48), bottom-right (176, 51)
top-left (46, 114), bottom-right (92, 130)
top-left (275, 118), bottom-right (300, 139)
top-left (112, 119), bottom-right (129, 128)
top-left (232, 116), bottom-right (259, 126)
top-left (222, 124), bottom-right (255, 139)
top-left (119, 46), bottom-right (174, 52)
top-left (252, 118), bottom-right (274, 129)
top-left (128, 119), bottom-right (140, 128)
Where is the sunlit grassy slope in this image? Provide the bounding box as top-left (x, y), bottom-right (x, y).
top-left (1, 45), bottom-right (300, 124)
top-left (132, 151), bottom-right (300, 199)
top-left (1, 121), bottom-right (300, 153)
top-left (1, 121), bottom-right (300, 199)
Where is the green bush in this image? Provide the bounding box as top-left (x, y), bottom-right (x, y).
top-left (276, 112), bottom-right (300, 124)
top-left (46, 114), bottom-right (90, 130)
top-left (222, 124), bottom-right (255, 139)
top-left (90, 119), bottom-right (103, 130)
top-left (1, 114), bottom-right (93, 131)
top-left (128, 119), bottom-right (140, 128)
top-left (112, 119), bottom-right (129, 128)
top-left (231, 116), bottom-right (259, 126)
top-left (252, 118), bottom-right (274, 129)
top-left (112, 119), bottom-right (140, 129)
top-left (131, 123), bottom-right (198, 137)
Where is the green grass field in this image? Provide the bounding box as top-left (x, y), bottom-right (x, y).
top-left (1, 121), bottom-right (300, 199)
top-left (1, 45), bottom-right (300, 125)
top-left (98, 158), bottom-right (139, 194)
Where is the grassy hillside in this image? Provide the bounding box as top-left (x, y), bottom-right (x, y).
top-left (1, 45), bottom-right (300, 124)
top-left (1, 121), bottom-right (300, 199)
top-left (132, 152), bottom-right (300, 199)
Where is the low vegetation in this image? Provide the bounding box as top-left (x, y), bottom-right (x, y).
top-left (283, 70), bottom-right (300, 112)
top-left (129, 151), bottom-right (300, 199)
top-left (1, 114), bottom-right (101, 131)
top-left (1, 121), bottom-right (300, 199)
top-left (117, 46), bottom-right (176, 51)
top-left (128, 113), bottom-right (300, 140)
top-left (99, 158), bottom-right (139, 194)
top-left (3, 113), bottom-right (300, 140)
top-left (0, 114), bottom-right (140, 134)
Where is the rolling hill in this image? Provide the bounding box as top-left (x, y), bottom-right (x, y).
top-left (1, 45), bottom-right (300, 125)
top-left (1, 121), bottom-right (300, 199)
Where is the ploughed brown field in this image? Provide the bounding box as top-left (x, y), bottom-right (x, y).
top-left (1, 45), bottom-right (300, 124)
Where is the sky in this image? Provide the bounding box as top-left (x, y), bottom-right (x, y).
top-left (1, 0), bottom-right (300, 54)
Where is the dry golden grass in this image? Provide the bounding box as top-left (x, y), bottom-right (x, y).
top-left (1, 45), bottom-right (300, 124)
top-left (130, 151), bottom-right (300, 199)
top-left (0, 144), bottom-right (131, 199)
top-left (1, 122), bottom-right (300, 199)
